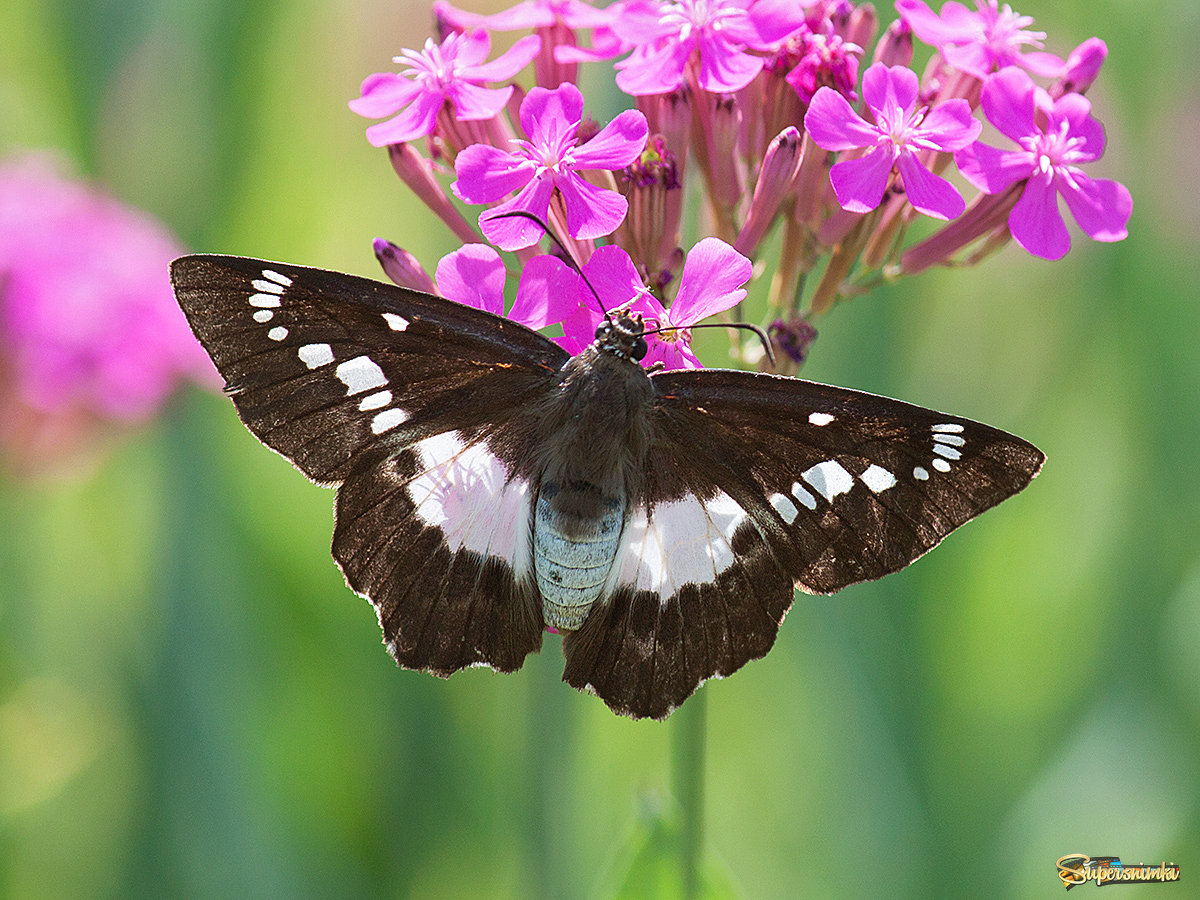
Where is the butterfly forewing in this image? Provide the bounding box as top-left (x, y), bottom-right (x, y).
top-left (170, 255), bottom-right (567, 483)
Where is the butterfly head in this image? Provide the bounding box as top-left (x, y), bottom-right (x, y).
top-left (594, 312), bottom-right (648, 364)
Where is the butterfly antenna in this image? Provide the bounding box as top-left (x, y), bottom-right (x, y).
top-left (486, 210), bottom-right (612, 319)
top-left (642, 321), bottom-right (776, 368)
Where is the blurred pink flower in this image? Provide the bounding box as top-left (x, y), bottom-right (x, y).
top-left (0, 156), bottom-right (216, 470)
top-left (894, 0), bottom-right (1064, 80)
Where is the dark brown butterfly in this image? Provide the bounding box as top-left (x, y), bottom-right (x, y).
top-left (171, 255), bottom-right (1043, 719)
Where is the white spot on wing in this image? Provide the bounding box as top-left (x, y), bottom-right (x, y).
top-left (406, 432), bottom-right (531, 575)
top-left (808, 412), bottom-right (835, 426)
top-left (335, 355), bottom-right (387, 395)
top-left (801, 460), bottom-right (854, 502)
top-left (261, 269), bottom-right (292, 287)
top-left (932, 423), bottom-right (964, 433)
top-left (252, 309), bottom-right (274, 323)
top-left (770, 492), bottom-right (799, 524)
top-left (249, 293), bottom-right (281, 308)
top-left (791, 481), bottom-right (817, 510)
top-left (933, 444), bottom-right (962, 460)
top-left (251, 279), bottom-right (284, 294)
top-left (860, 464), bottom-right (897, 493)
top-left (298, 342), bottom-right (334, 369)
top-left (913, 466), bottom-right (929, 480)
top-left (612, 492), bottom-right (747, 597)
top-left (382, 312), bottom-right (409, 331)
top-left (932, 458), bottom-right (952, 472)
top-left (268, 326), bottom-right (288, 342)
top-left (358, 390), bottom-right (392, 411)
top-left (371, 408), bottom-right (407, 433)
top-left (933, 433), bottom-right (966, 446)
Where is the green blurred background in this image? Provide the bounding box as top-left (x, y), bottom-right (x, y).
top-left (2, 0), bottom-right (1197, 897)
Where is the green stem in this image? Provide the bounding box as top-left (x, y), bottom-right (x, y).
top-left (672, 689), bottom-right (707, 899)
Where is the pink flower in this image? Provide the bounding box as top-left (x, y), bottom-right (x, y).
top-left (350, 30), bottom-right (540, 147)
top-left (451, 82), bottom-right (648, 250)
top-left (895, 0), bottom-right (1064, 80)
top-left (0, 156), bottom-right (217, 470)
top-left (611, 0), bottom-right (808, 96)
top-left (434, 244), bottom-right (581, 334)
top-left (561, 238), bottom-right (751, 370)
top-left (435, 0), bottom-right (615, 86)
top-left (805, 62), bottom-right (982, 219)
top-left (954, 67), bottom-right (1131, 259)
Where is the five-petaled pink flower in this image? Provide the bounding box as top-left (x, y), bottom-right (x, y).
top-left (434, 243), bottom-right (581, 338)
top-left (560, 238), bottom-right (751, 370)
top-left (805, 63), bottom-right (982, 219)
top-left (452, 82), bottom-right (648, 250)
top-left (954, 67), bottom-right (1131, 260)
top-left (610, 0), bottom-right (809, 96)
top-left (895, 0), bottom-right (1064, 80)
top-left (350, 30), bottom-right (540, 147)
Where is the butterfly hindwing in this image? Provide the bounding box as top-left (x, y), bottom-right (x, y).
top-left (563, 368), bottom-right (1045, 718)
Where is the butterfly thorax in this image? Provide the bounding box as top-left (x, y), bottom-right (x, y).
top-left (532, 332), bottom-right (655, 631)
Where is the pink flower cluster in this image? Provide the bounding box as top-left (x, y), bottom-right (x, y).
top-left (352, 0), bottom-right (1131, 371)
top-left (0, 156), bottom-right (217, 472)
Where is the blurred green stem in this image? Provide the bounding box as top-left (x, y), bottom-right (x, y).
top-left (672, 689), bottom-right (707, 899)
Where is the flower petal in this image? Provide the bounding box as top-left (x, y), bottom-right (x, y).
top-left (580, 244), bottom-right (645, 312)
top-left (557, 174), bottom-right (629, 240)
top-left (695, 33), bottom-right (764, 94)
top-left (570, 109), bottom-right (649, 170)
top-left (895, 0), bottom-right (978, 47)
top-left (804, 87), bottom-right (880, 151)
top-left (450, 28), bottom-right (493, 67)
top-left (1058, 174), bottom-right (1131, 242)
top-left (918, 99), bottom-right (982, 152)
top-left (615, 39), bottom-right (693, 96)
top-left (862, 63), bottom-right (918, 121)
top-left (349, 73), bottom-right (422, 119)
top-left (980, 67), bottom-right (1038, 142)
top-left (447, 81), bottom-right (514, 121)
top-left (955, 141), bottom-right (1031, 194)
top-left (435, 244), bottom-right (507, 314)
top-left (671, 237), bottom-right (751, 325)
top-left (520, 83), bottom-right (585, 145)
top-left (479, 176), bottom-right (557, 250)
top-left (1051, 93), bottom-right (1105, 161)
top-left (512, 254), bottom-right (583, 328)
top-left (363, 88), bottom-right (444, 147)
top-left (1009, 176), bottom-right (1070, 259)
top-left (452, 143), bottom-right (534, 203)
top-left (896, 153), bottom-right (965, 220)
top-left (461, 33), bottom-right (542, 81)
top-left (829, 146), bottom-right (894, 213)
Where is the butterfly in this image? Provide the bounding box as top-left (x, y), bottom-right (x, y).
top-left (171, 254), bottom-right (1044, 719)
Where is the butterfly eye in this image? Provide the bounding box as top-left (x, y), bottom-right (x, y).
top-left (594, 321), bottom-right (611, 341)
top-left (631, 337), bottom-right (648, 361)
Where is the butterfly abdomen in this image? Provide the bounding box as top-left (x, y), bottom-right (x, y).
top-left (534, 483), bottom-right (625, 630)
top-left (531, 347), bottom-right (655, 630)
